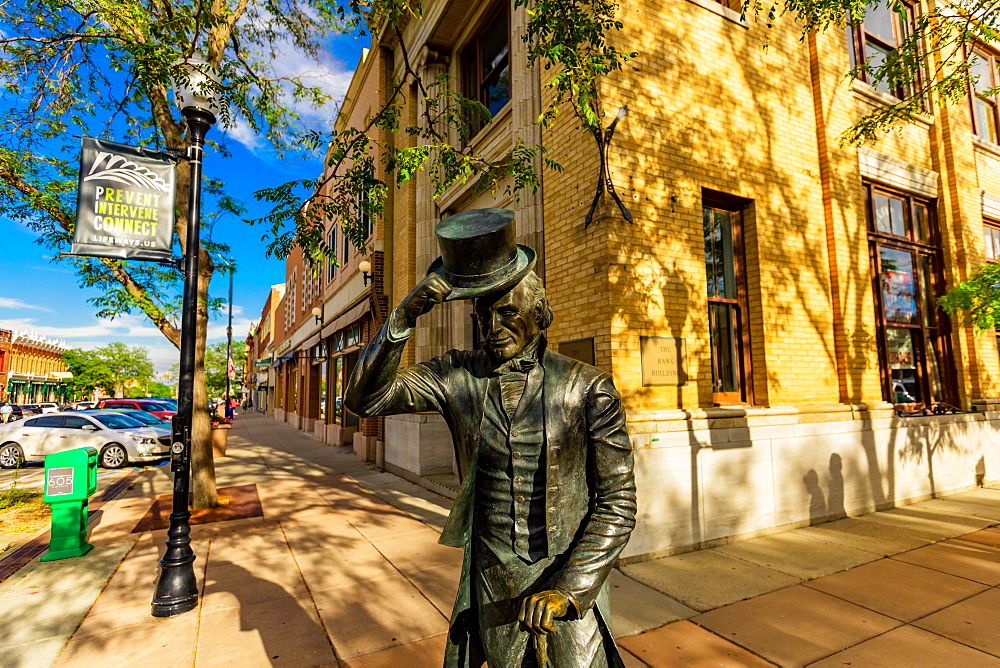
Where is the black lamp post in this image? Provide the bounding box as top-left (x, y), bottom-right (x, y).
top-left (152, 57), bottom-right (221, 618)
top-left (223, 257), bottom-right (235, 420)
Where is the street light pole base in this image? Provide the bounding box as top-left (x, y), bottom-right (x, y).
top-left (151, 590), bottom-right (198, 618)
top-left (151, 511), bottom-right (199, 617)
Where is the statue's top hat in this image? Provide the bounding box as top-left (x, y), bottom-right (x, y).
top-left (427, 208), bottom-right (536, 301)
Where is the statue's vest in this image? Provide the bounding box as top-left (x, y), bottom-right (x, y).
top-left (474, 371), bottom-right (547, 563)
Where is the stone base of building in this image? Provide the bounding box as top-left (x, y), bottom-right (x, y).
top-left (353, 433), bottom-right (378, 462)
top-left (384, 461), bottom-right (458, 500)
top-left (384, 413), bottom-right (454, 476)
top-left (622, 402), bottom-right (1000, 561)
top-left (323, 424), bottom-right (357, 446)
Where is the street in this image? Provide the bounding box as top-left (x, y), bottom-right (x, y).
top-left (0, 459), bottom-right (168, 492)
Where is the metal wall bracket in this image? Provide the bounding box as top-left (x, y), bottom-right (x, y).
top-left (585, 105), bottom-right (633, 228)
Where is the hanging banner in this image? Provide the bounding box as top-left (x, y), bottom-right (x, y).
top-left (70, 137), bottom-right (176, 261)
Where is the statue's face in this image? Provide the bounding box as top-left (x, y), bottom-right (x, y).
top-left (474, 280), bottom-right (540, 362)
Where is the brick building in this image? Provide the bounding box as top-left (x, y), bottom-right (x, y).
top-left (266, 47), bottom-right (389, 462)
top-left (0, 329), bottom-right (10, 400)
top-left (246, 284), bottom-right (285, 415)
top-left (3, 331), bottom-right (72, 403)
top-left (259, 0), bottom-right (1000, 559)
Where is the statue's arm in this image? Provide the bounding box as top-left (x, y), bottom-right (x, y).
top-left (344, 274), bottom-right (453, 418)
top-left (344, 310), bottom-right (447, 417)
top-left (552, 373), bottom-right (636, 613)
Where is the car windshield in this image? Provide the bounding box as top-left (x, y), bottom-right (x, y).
top-left (138, 401), bottom-right (170, 411)
top-left (122, 411), bottom-right (164, 425)
top-left (92, 413), bottom-right (145, 429)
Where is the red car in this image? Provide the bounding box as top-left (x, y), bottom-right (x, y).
top-left (95, 398), bottom-right (176, 420)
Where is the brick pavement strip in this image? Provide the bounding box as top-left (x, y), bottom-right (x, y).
top-left (5, 412), bottom-right (1000, 667)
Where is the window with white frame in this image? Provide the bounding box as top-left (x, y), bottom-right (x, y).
top-left (971, 48), bottom-right (999, 144)
top-left (846, 1), bottom-right (918, 99)
top-left (327, 227), bottom-right (337, 282)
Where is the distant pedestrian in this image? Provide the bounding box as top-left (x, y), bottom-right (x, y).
top-left (0, 403), bottom-right (11, 423)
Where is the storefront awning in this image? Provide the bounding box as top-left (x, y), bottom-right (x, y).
top-left (273, 351), bottom-right (294, 368)
top-left (321, 300), bottom-right (370, 339)
top-left (301, 332), bottom-right (321, 351)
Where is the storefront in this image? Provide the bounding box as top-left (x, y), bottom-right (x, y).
top-left (319, 312), bottom-right (367, 449)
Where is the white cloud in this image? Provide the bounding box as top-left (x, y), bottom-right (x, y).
top-left (0, 313), bottom-right (171, 341)
top-left (1, 310), bottom-right (254, 375)
top-left (147, 343), bottom-right (181, 374)
top-left (218, 26), bottom-right (357, 153)
top-left (207, 316), bottom-right (254, 342)
top-left (0, 298), bottom-right (51, 311)
top-left (222, 118), bottom-right (264, 152)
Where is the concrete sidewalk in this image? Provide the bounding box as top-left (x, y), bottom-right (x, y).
top-left (1, 411), bottom-right (998, 666)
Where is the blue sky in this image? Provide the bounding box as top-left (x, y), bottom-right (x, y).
top-left (0, 32), bottom-right (368, 377)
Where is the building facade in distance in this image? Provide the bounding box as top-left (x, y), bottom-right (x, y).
top-left (247, 284), bottom-right (285, 415)
top-left (3, 331), bottom-right (72, 403)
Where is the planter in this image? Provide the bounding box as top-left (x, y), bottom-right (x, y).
top-left (211, 423), bottom-right (232, 457)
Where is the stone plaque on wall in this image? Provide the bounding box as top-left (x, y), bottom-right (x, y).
top-left (559, 338), bottom-right (595, 366)
top-left (640, 336), bottom-right (688, 386)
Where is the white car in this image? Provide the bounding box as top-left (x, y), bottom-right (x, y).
top-left (0, 412), bottom-right (171, 469)
top-left (37, 403), bottom-right (59, 413)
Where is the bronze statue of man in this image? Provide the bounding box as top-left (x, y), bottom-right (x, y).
top-left (345, 208), bottom-right (636, 667)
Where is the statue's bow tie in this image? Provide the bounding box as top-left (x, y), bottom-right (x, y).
top-left (492, 357), bottom-right (537, 375)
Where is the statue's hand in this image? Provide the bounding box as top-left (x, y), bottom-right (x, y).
top-left (519, 589), bottom-right (571, 635)
top-left (398, 274), bottom-right (453, 329)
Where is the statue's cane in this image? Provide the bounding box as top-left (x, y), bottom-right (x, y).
top-left (534, 632), bottom-right (548, 666)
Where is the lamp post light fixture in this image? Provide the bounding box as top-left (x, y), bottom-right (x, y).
top-left (312, 306), bottom-right (323, 326)
top-left (359, 259), bottom-right (373, 287)
top-left (152, 56), bottom-right (223, 619)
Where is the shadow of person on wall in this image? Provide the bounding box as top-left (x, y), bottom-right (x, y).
top-left (827, 453), bottom-right (846, 520)
top-left (203, 561), bottom-right (334, 666)
top-left (803, 470), bottom-right (826, 525)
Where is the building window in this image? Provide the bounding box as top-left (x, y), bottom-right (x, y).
top-left (984, 218), bottom-right (1000, 357)
top-left (327, 228), bottom-right (338, 282)
top-left (342, 227), bottom-right (350, 266)
top-left (866, 183), bottom-right (950, 406)
top-left (286, 271), bottom-right (297, 329)
top-left (358, 191), bottom-right (372, 242)
top-left (847, 1), bottom-right (916, 99)
top-left (462, 3), bottom-right (510, 135)
top-left (703, 194), bottom-right (753, 405)
top-left (971, 48), bottom-right (999, 144)
top-left (985, 220), bottom-right (1000, 260)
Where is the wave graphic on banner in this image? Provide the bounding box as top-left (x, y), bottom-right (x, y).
top-left (82, 151), bottom-right (171, 193)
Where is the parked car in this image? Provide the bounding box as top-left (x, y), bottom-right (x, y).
top-left (17, 405), bottom-right (43, 416)
top-left (95, 398), bottom-right (176, 420)
top-left (2, 405), bottom-right (28, 421)
top-left (149, 398), bottom-right (177, 410)
top-left (84, 408), bottom-right (172, 429)
top-left (0, 412), bottom-right (171, 469)
top-left (36, 403), bottom-right (59, 413)
top-left (73, 401), bottom-right (97, 410)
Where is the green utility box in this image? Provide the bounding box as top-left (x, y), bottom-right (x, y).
top-left (41, 447), bottom-right (98, 561)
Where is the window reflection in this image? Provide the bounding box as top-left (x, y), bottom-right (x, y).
top-left (881, 247), bottom-right (917, 324)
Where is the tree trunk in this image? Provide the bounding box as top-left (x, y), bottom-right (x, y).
top-left (192, 245), bottom-right (218, 509)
